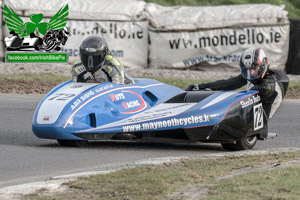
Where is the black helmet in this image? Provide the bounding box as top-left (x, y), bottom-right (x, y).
top-left (239, 47), bottom-right (268, 83)
top-left (80, 36), bottom-right (109, 72)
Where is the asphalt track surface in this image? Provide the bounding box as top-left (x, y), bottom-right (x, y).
top-left (0, 94), bottom-right (299, 188)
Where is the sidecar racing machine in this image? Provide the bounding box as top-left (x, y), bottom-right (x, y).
top-left (32, 75), bottom-right (288, 151)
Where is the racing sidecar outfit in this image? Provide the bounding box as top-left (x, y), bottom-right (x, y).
top-left (193, 70), bottom-right (284, 119)
top-left (72, 55), bottom-right (134, 84)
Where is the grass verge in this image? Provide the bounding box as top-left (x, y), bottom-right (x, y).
top-left (208, 165), bottom-right (300, 199)
top-left (24, 150), bottom-right (300, 200)
top-left (288, 80), bottom-right (300, 89)
top-left (0, 73), bottom-right (71, 83)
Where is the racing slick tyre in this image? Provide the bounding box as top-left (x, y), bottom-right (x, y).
top-left (57, 139), bottom-right (88, 147)
top-left (221, 135), bottom-right (258, 151)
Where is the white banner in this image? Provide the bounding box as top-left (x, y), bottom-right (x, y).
top-left (149, 25), bottom-right (290, 71)
top-left (5, 0), bottom-right (147, 21)
top-left (63, 20), bottom-right (148, 68)
top-left (145, 3), bottom-right (288, 31)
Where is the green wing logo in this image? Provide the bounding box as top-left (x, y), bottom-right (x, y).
top-left (3, 4), bottom-right (68, 37)
top-left (3, 4), bottom-right (26, 37)
top-left (48, 4), bottom-right (69, 31)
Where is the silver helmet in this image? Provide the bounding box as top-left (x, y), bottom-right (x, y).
top-left (239, 47), bottom-right (268, 83)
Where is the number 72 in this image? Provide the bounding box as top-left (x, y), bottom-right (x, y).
top-left (253, 103), bottom-right (263, 131)
top-left (48, 93), bottom-right (76, 101)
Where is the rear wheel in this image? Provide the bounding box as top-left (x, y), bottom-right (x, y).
top-left (221, 135), bottom-right (257, 151)
top-left (57, 139), bottom-right (88, 147)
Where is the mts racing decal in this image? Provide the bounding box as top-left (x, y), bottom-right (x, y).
top-left (110, 90), bottom-right (147, 114)
top-left (122, 100), bottom-right (141, 109)
top-left (110, 93), bottom-right (125, 101)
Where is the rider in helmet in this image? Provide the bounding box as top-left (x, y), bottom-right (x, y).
top-left (72, 35), bottom-right (134, 84)
top-left (186, 47), bottom-right (285, 119)
top-left (240, 47), bottom-right (268, 84)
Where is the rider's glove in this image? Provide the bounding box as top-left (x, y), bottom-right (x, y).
top-left (72, 65), bottom-right (93, 82)
top-left (185, 84), bottom-right (196, 91)
top-left (185, 83), bottom-right (206, 91)
top-left (82, 71), bottom-right (93, 81)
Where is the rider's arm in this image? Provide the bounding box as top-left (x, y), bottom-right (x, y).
top-left (102, 56), bottom-right (125, 84)
top-left (251, 74), bottom-right (276, 101)
top-left (71, 63), bottom-right (93, 82)
top-left (200, 74), bottom-right (247, 90)
top-left (124, 72), bottom-right (135, 84)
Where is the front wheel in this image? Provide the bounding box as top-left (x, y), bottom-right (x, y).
top-left (221, 135), bottom-right (257, 151)
top-left (57, 139), bottom-right (88, 147)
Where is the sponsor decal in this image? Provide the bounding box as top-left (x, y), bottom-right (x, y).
top-left (119, 90), bottom-right (146, 114)
top-left (127, 100), bottom-right (140, 108)
top-left (43, 116), bottom-right (50, 121)
top-left (122, 100), bottom-right (141, 109)
top-left (110, 93), bottom-right (125, 102)
top-left (80, 91), bottom-right (95, 101)
top-left (71, 99), bottom-right (82, 110)
top-left (95, 84), bottom-right (113, 93)
top-left (126, 103), bottom-right (195, 124)
top-left (71, 90), bottom-right (95, 110)
top-left (3, 4), bottom-right (69, 62)
top-left (240, 95), bottom-right (260, 109)
top-left (70, 84), bottom-right (112, 111)
top-left (109, 90), bottom-right (146, 113)
top-left (122, 102), bottom-right (128, 109)
top-left (122, 114), bottom-right (210, 132)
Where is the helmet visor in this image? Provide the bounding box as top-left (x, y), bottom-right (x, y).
top-left (240, 64), bottom-right (264, 81)
top-left (80, 50), bottom-right (106, 72)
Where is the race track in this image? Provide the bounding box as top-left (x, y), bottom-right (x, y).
top-left (0, 94), bottom-right (299, 188)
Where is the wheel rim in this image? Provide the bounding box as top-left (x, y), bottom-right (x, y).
top-left (245, 135), bottom-right (257, 145)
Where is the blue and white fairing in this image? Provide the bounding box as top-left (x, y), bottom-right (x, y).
top-left (32, 78), bottom-right (267, 142)
top-left (33, 79), bottom-right (180, 140)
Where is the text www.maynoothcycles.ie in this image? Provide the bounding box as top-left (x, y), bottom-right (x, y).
top-left (122, 114), bottom-right (210, 132)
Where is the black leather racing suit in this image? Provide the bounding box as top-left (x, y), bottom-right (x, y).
top-left (199, 70), bottom-right (280, 118)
